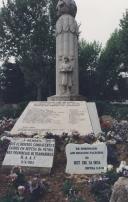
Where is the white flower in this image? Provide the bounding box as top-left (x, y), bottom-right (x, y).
top-left (120, 161), bottom-right (126, 168)
top-left (116, 168), bottom-right (121, 173)
top-left (107, 165), bottom-right (113, 171)
top-left (116, 161), bottom-right (128, 173)
top-left (18, 186), bottom-right (25, 196)
top-left (9, 173), bottom-right (18, 181)
top-left (0, 136), bottom-right (13, 141)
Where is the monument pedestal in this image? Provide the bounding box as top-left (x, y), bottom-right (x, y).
top-left (10, 101), bottom-right (101, 136)
top-left (48, 95), bottom-right (86, 101)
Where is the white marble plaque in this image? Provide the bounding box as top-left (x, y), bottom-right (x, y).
top-left (3, 138), bottom-right (55, 169)
top-left (66, 143), bottom-right (107, 174)
top-left (11, 101), bottom-right (93, 136)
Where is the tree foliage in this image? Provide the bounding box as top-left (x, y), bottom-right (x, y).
top-left (79, 39), bottom-right (102, 99)
top-left (119, 10), bottom-right (128, 68)
top-left (98, 10), bottom-right (128, 100)
top-left (98, 30), bottom-right (121, 100)
top-left (0, 0), bottom-right (57, 100)
top-left (0, 62), bottom-right (24, 103)
top-left (79, 10), bottom-right (128, 101)
top-left (0, 1), bottom-right (128, 102)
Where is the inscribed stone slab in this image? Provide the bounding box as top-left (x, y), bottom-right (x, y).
top-left (11, 101), bottom-right (93, 136)
top-left (3, 138), bottom-right (55, 170)
top-left (66, 142), bottom-right (107, 174)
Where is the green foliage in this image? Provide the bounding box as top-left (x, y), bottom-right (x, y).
top-left (62, 180), bottom-right (85, 202)
top-left (0, 196), bottom-right (13, 202)
top-left (79, 39), bottom-right (102, 99)
top-left (119, 10), bottom-right (128, 66)
top-left (98, 30), bottom-right (121, 100)
top-left (79, 11), bottom-right (128, 101)
top-left (90, 180), bottom-right (111, 202)
top-left (0, 62), bottom-right (25, 103)
top-left (0, 102), bottom-right (28, 119)
top-left (79, 40), bottom-right (101, 71)
top-left (0, 2), bottom-right (127, 101)
top-left (96, 101), bottom-right (128, 119)
top-left (105, 171), bottom-right (119, 185)
top-left (0, 0), bottom-right (49, 59)
top-left (0, 179), bottom-right (25, 202)
top-left (0, 166), bottom-right (48, 202)
top-left (0, 193), bottom-right (26, 202)
top-left (71, 198), bottom-right (85, 202)
top-left (62, 180), bottom-right (73, 195)
top-left (14, 174), bottom-right (26, 189)
top-left (0, 0), bottom-right (56, 100)
top-left (90, 171), bottom-right (119, 202)
top-left (0, 106), bottom-right (16, 119)
top-left (98, 10), bottom-right (128, 100)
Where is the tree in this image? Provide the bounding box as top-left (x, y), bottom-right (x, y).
top-left (0, 0), bottom-right (57, 100)
top-left (119, 10), bottom-right (128, 69)
top-left (79, 39), bottom-right (102, 99)
top-left (98, 10), bottom-right (128, 101)
top-left (0, 62), bottom-right (25, 103)
top-left (98, 30), bottom-right (122, 100)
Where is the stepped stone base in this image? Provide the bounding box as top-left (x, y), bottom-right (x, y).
top-left (47, 95), bottom-right (86, 101)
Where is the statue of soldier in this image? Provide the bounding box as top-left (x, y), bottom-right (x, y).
top-left (60, 57), bottom-right (73, 95)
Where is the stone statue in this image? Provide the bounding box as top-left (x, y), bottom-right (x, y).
top-left (56, 0), bottom-right (77, 18)
top-left (55, 9), bottom-right (79, 97)
top-left (60, 57), bottom-right (73, 95)
top-left (48, 0), bottom-right (82, 100)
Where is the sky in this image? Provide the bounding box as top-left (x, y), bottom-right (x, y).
top-left (0, 0), bottom-right (128, 46)
top-left (76, 0), bottom-right (128, 45)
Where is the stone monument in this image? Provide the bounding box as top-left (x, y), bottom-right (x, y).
top-left (2, 0), bottom-right (102, 176)
top-left (48, 0), bottom-right (83, 101)
top-left (10, 0), bottom-right (101, 136)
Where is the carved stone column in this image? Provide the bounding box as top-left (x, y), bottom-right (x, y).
top-left (56, 14), bottom-right (79, 96)
top-left (48, 0), bottom-right (84, 101)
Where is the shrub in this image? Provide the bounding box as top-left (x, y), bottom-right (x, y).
top-left (96, 101), bottom-right (128, 120)
top-left (62, 180), bottom-right (73, 196)
top-left (107, 145), bottom-right (119, 165)
top-left (0, 118), bottom-right (15, 135)
top-left (90, 179), bottom-right (111, 202)
top-left (62, 180), bottom-right (85, 202)
top-left (0, 167), bottom-right (48, 202)
top-left (0, 102), bottom-right (28, 119)
top-left (90, 171), bottom-right (119, 202)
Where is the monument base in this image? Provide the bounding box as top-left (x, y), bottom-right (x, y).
top-left (47, 95), bottom-right (86, 101)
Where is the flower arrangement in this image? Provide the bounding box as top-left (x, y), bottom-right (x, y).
top-left (116, 161), bottom-right (128, 177)
top-left (89, 170), bottom-right (119, 202)
top-left (62, 180), bottom-right (85, 202)
top-left (0, 117), bottom-right (15, 135)
top-left (0, 167), bottom-right (48, 202)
